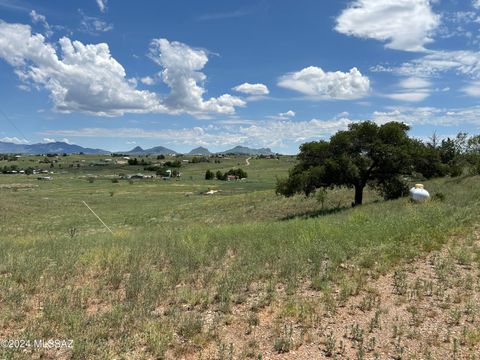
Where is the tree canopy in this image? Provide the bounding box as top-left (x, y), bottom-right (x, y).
top-left (276, 121), bottom-right (415, 205)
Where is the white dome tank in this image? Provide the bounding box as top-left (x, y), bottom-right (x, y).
top-left (409, 184), bottom-right (430, 202)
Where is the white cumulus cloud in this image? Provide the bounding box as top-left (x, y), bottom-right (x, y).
top-left (279, 110), bottom-right (295, 118)
top-left (232, 82), bottom-right (269, 95)
top-left (335, 0), bottom-right (440, 52)
top-left (0, 21), bottom-right (245, 117)
top-left (0, 136), bottom-right (30, 144)
top-left (148, 38), bottom-right (245, 116)
top-left (278, 66), bottom-right (370, 100)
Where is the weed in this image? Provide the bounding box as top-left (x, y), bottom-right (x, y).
top-left (324, 332), bottom-right (336, 357)
top-left (273, 324), bottom-right (293, 354)
top-left (393, 270), bottom-right (407, 295)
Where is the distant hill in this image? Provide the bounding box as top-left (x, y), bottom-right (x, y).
top-left (188, 147), bottom-right (211, 156)
top-left (125, 145), bottom-right (177, 155)
top-left (0, 141), bottom-right (107, 154)
top-left (0, 141), bottom-right (278, 156)
top-left (220, 146), bottom-right (274, 155)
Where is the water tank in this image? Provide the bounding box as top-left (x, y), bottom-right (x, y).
top-left (409, 184), bottom-right (430, 202)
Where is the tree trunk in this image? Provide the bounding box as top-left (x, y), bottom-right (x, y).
top-left (354, 184), bottom-right (364, 206)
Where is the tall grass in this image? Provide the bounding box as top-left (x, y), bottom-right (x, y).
top-left (1, 176), bottom-right (479, 358)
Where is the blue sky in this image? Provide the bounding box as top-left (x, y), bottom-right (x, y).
top-left (1, 0), bottom-right (480, 153)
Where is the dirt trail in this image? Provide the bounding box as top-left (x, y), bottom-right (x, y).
top-left (245, 157), bottom-right (252, 166)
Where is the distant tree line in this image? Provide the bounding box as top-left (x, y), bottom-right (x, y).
top-left (0, 155), bottom-right (19, 161)
top-left (191, 156), bottom-right (210, 163)
top-left (276, 121), bottom-right (480, 206)
top-left (205, 168), bottom-right (248, 180)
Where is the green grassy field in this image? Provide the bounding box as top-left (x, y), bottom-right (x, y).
top-left (1, 154), bottom-right (480, 358)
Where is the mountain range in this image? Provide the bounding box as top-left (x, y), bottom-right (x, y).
top-left (125, 145), bottom-right (178, 155)
top-left (0, 141), bottom-right (107, 155)
top-left (220, 146), bottom-right (274, 155)
top-left (0, 141), bottom-right (276, 156)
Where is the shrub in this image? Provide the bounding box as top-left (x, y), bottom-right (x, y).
top-left (156, 168), bottom-right (169, 177)
top-left (376, 177), bottom-right (409, 201)
top-left (164, 160), bottom-right (181, 168)
top-left (449, 165), bottom-right (464, 177)
top-left (226, 168), bottom-right (248, 179)
top-left (205, 169), bottom-right (215, 180)
top-left (216, 170), bottom-right (226, 181)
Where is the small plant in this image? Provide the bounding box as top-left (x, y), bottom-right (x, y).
top-left (452, 338), bottom-right (459, 359)
top-left (247, 312), bottom-right (259, 327)
top-left (109, 191), bottom-right (115, 197)
top-left (87, 177), bottom-right (95, 183)
top-left (316, 188), bottom-right (328, 209)
top-left (68, 227), bottom-right (77, 238)
top-left (217, 342), bottom-right (234, 360)
top-left (393, 270), bottom-right (407, 295)
top-left (111, 178), bottom-right (119, 183)
top-left (178, 313), bottom-right (203, 340)
top-left (324, 332), bottom-right (336, 357)
top-left (359, 293), bottom-right (379, 312)
top-left (356, 345), bottom-right (366, 360)
top-left (448, 308), bottom-right (462, 326)
top-left (369, 310), bottom-right (382, 332)
top-left (393, 336), bottom-right (405, 360)
top-left (350, 323), bottom-right (364, 344)
top-left (273, 324), bottom-right (293, 354)
top-left (407, 305), bottom-right (423, 327)
top-left (366, 336), bottom-right (376, 352)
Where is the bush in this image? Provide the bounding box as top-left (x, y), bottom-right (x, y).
top-left (156, 168), bottom-right (169, 177)
top-left (205, 169), bottom-right (214, 180)
top-left (449, 165), bottom-right (464, 177)
top-left (226, 168), bottom-right (248, 179)
top-left (164, 160), bottom-right (181, 168)
top-left (432, 192), bottom-right (446, 202)
top-left (469, 159), bottom-right (480, 176)
top-left (214, 168), bottom-right (248, 181)
top-left (376, 177), bottom-right (409, 200)
top-left (216, 170), bottom-right (226, 181)
top-left (191, 157), bottom-right (210, 163)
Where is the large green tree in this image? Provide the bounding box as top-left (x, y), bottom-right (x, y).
top-left (276, 121), bottom-right (414, 206)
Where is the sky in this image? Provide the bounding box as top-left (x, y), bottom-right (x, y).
top-left (0, 0), bottom-right (480, 153)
